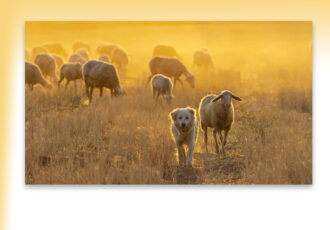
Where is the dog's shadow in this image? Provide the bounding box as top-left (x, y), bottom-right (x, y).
top-left (176, 166), bottom-right (202, 184)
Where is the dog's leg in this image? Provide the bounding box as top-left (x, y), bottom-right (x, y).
top-left (177, 143), bottom-right (185, 167)
top-left (218, 131), bottom-right (226, 157)
top-left (213, 129), bottom-right (220, 154)
top-left (187, 141), bottom-right (195, 167)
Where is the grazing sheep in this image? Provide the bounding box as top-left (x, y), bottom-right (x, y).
top-left (68, 54), bottom-right (86, 64)
top-left (111, 47), bottom-right (128, 77)
top-left (51, 54), bottom-right (64, 70)
top-left (25, 49), bottom-right (30, 61)
top-left (42, 42), bottom-right (67, 58)
top-left (72, 41), bottom-right (91, 54)
top-left (98, 55), bottom-right (110, 63)
top-left (169, 107), bottom-right (198, 167)
top-left (193, 48), bottom-right (214, 70)
top-left (198, 90), bottom-right (242, 156)
top-left (96, 43), bottom-right (118, 59)
top-left (34, 54), bottom-right (58, 84)
top-left (58, 63), bottom-right (83, 88)
top-left (25, 62), bottom-right (52, 90)
top-left (76, 48), bottom-right (90, 61)
top-left (83, 60), bottom-right (125, 103)
top-left (147, 56), bottom-right (195, 88)
top-left (153, 44), bottom-right (182, 60)
top-left (151, 74), bottom-right (173, 104)
top-left (31, 46), bottom-right (48, 62)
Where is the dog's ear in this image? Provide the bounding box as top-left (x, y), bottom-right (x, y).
top-left (170, 109), bottom-right (177, 121)
top-left (187, 107), bottom-right (196, 116)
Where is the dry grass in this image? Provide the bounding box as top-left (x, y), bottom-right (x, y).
top-left (25, 67), bottom-right (312, 184)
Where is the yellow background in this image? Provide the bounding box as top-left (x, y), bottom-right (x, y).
top-left (0, 0), bottom-right (327, 228)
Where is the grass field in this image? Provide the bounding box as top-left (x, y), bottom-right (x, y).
top-left (25, 22), bottom-right (312, 184)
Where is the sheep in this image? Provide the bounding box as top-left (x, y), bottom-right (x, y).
top-left (111, 47), bottom-right (128, 77)
top-left (68, 54), bottom-right (86, 64)
top-left (98, 55), bottom-right (110, 63)
top-left (193, 48), bottom-right (214, 70)
top-left (83, 60), bottom-right (125, 103)
top-left (76, 48), bottom-right (90, 61)
top-left (198, 90), bottom-right (242, 156)
top-left (34, 54), bottom-right (58, 84)
top-left (153, 44), bottom-right (182, 60)
top-left (30, 46), bottom-right (48, 62)
top-left (147, 56), bottom-right (195, 88)
top-left (96, 43), bottom-right (118, 59)
top-left (42, 42), bottom-right (67, 58)
top-left (58, 63), bottom-right (83, 88)
top-left (151, 74), bottom-right (173, 105)
top-left (51, 54), bottom-right (64, 70)
top-left (72, 41), bottom-right (91, 54)
top-left (25, 62), bottom-right (52, 90)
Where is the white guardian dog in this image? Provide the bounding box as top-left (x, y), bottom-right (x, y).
top-left (169, 107), bottom-right (198, 167)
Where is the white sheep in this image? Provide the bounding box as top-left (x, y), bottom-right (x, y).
top-left (198, 90), bottom-right (242, 156)
top-left (151, 74), bottom-right (173, 104)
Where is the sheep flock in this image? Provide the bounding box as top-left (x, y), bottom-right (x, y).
top-left (25, 42), bottom-right (240, 166)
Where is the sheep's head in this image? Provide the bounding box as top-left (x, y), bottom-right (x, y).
top-left (185, 73), bottom-right (195, 88)
top-left (113, 88), bottom-right (126, 96)
top-left (212, 90), bottom-right (242, 109)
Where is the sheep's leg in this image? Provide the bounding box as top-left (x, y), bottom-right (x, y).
top-left (202, 124), bottom-right (209, 155)
top-left (74, 81), bottom-right (77, 91)
top-left (224, 130), bottom-right (229, 146)
top-left (177, 78), bottom-right (184, 89)
top-left (65, 80), bottom-right (70, 89)
top-left (187, 142), bottom-right (195, 167)
top-left (89, 87), bottom-right (94, 102)
top-left (85, 84), bottom-right (90, 99)
top-left (152, 87), bottom-right (156, 98)
top-left (213, 129), bottom-right (220, 154)
top-left (58, 77), bottom-right (63, 88)
top-left (29, 84), bottom-right (33, 91)
top-left (173, 79), bottom-right (177, 89)
top-left (147, 75), bottom-right (153, 84)
top-left (218, 131), bottom-right (226, 157)
top-left (177, 143), bottom-right (185, 167)
top-left (100, 87), bottom-right (103, 97)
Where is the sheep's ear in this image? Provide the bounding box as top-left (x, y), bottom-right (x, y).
top-left (212, 94), bottom-right (223, 102)
top-left (231, 94), bottom-right (242, 101)
top-left (170, 109), bottom-right (177, 121)
top-left (187, 107), bottom-right (195, 116)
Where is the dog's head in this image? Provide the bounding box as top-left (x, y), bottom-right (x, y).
top-left (170, 107), bottom-right (196, 133)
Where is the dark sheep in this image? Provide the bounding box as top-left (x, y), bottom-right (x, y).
top-left (83, 60), bottom-right (125, 103)
top-left (58, 63), bottom-right (83, 88)
top-left (25, 62), bottom-right (52, 90)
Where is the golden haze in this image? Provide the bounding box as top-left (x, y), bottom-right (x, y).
top-left (25, 21), bottom-right (312, 184)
